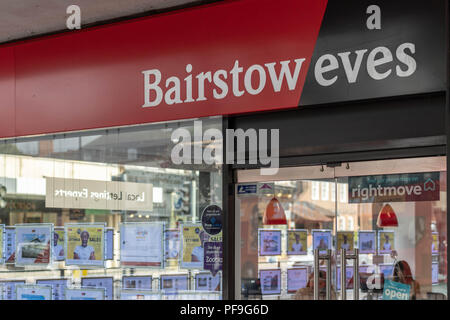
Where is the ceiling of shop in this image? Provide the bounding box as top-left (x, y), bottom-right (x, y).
top-left (0, 0), bottom-right (213, 44)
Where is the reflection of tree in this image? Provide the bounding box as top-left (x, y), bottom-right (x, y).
top-left (0, 144), bottom-right (22, 155)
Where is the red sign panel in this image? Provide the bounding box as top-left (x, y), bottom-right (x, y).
top-left (0, 0), bottom-right (327, 138)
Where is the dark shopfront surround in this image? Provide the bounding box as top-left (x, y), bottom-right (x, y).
top-left (229, 0), bottom-right (447, 300)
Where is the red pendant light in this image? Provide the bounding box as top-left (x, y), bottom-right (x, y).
top-left (377, 204), bottom-right (398, 228)
top-left (263, 197), bottom-right (287, 225)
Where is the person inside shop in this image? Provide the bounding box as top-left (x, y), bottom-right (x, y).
top-left (293, 270), bottom-right (336, 300)
top-left (191, 230), bottom-right (210, 262)
top-left (392, 260), bottom-right (421, 300)
top-left (73, 230), bottom-right (95, 260)
top-left (341, 235), bottom-right (351, 251)
top-left (53, 232), bottom-right (64, 260)
top-left (383, 234), bottom-right (392, 251)
top-left (291, 233), bottom-right (303, 253)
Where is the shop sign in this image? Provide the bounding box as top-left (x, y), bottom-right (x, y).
top-left (0, 0), bottom-right (327, 138)
top-left (382, 280), bottom-right (410, 300)
top-left (258, 183), bottom-right (274, 195)
top-left (237, 184), bottom-right (257, 196)
top-left (204, 242), bottom-right (223, 276)
top-left (348, 172), bottom-right (440, 203)
top-left (45, 177), bottom-right (153, 211)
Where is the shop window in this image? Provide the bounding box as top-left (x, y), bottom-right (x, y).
top-left (0, 116), bottom-right (223, 300)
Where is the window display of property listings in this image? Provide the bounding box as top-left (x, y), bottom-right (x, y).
top-left (0, 118), bottom-right (224, 300)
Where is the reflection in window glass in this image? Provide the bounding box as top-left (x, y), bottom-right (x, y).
top-left (238, 157), bottom-right (447, 300)
top-left (0, 117), bottom-right (223, 300)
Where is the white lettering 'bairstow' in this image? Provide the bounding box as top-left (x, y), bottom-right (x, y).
top-left (142, 59), bottom-right (306, 107)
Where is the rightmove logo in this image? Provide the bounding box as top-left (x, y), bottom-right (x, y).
top-left (351, 184), bottom-right (424, 201)
top-left (348, 173), bottom-right (441, 203)
top-left (170, 120), bottom-right (279, 175)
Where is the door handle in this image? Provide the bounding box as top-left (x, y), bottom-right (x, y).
top-left (340, 248), bottom-right (359, 300)
top-left (314, 249), bottom-right (332, 300)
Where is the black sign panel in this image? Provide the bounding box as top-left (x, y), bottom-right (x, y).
top-left (201, 205), bottom-right (223, 235)
top-left (300, 0), bottom-right (445, 105)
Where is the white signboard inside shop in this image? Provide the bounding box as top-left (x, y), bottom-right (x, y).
top-left (45, 177), bottom-right (153, 211)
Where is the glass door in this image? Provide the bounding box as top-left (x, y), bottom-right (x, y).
top-left (235, 156), bottom-right (447, 300)
top-left (236, 165), bottom-right (338, 300)
top-left (335, 157), bottom-right (447, 300)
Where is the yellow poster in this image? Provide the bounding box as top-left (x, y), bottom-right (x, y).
top-left (65, 224), bottom-right (105, 266)
top-left (337, 231), bottom-right (354, 252)
top-left (287, 230), bottom-right (307, 255)
top-left (378, 231), bottom-right (395, 254)
top-left (181, 224), bottom-right (210, 269)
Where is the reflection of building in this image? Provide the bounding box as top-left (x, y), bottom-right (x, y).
top-left (0, 118), bottom-right (223, 294)
top-left (293, 180), bottom-right (361, 232)
top-left (0, 151), bottom-right (204, 228)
